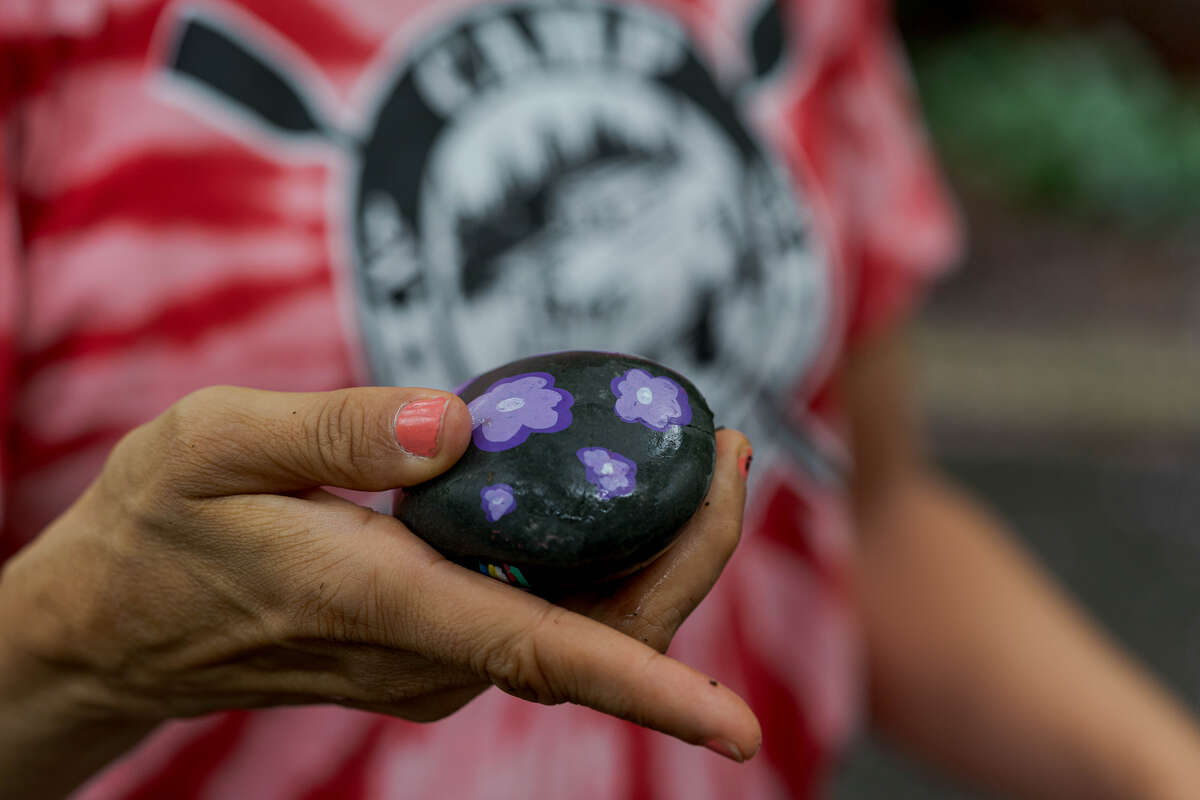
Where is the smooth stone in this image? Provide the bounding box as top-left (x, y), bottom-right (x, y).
top-left (394, 351), bottom-right (716, 592)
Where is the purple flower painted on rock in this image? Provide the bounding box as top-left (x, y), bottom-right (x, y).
top-left (480, 483), bottom-right (516, 523)
top-left (577, 447), bottom-right (638, 500)
top-left (611, 368), bottom-right (693, 431)
top-left (468, 372), bottom-right (574, 452)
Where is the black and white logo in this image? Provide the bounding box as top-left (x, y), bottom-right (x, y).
top-left (164, 0), bottom-right (832, 460)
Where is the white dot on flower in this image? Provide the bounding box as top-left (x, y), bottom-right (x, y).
top-left (599, 462), bottom-right (614, 475)
top-left (496, 397), bottom-right (525, 412)
top-left (636, 387), bottom-right (653, 405)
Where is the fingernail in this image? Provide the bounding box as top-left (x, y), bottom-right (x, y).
top-left (394, 397), bottom-right (447, 457)
top-left (737, 447), bottom-right (754, 480)
top-left (705, 739), bottom-right (744, 763)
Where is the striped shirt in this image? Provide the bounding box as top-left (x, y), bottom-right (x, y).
top-left (0, 1), bottom-right (959, 797)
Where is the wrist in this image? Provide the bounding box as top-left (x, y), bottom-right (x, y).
top-left (0, 490), bottom-right (173, 722)
top-left (0, 561), bottom-right (158, 798)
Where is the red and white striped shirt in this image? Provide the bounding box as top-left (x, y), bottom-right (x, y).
top-left (1, 1), bottom-right (959, 797)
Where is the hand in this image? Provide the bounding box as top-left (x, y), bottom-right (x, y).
top-left (0, 385), bottom-right (759, 796)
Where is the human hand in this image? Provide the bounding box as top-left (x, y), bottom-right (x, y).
top-left (555, 427), bottom-right (755, 759)
top-left (0, 386), bottom-right (759, 781)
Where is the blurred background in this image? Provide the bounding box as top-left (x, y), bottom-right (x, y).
top-left (833, 1), bottom-right (1200, 797)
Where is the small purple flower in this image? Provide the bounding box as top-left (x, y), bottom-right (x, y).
top-left (468, 372), bottom-right (574, 452)
top-left (480, 483), bottom-right (516, 523)
top-left (577, 447), bottom-right (637, 500)
top-left (611, 368), bottom-right (693, 431)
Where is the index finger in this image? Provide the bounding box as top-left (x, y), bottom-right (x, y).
top-left (300, 503), bottom-right (763, 761)
top-left (412, 557), bottom-right (763, 761)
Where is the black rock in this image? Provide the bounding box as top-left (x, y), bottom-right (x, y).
top-left (394, 351), bottom-right (716, 592)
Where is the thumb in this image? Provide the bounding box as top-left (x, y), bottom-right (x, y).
top-left (150, 385), bottom-right (473, 496)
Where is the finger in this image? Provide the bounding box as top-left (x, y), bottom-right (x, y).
top-left (461, 571), bottom-right (759, 760)
top-left (564, 429), bottom-right (751, 652)
top-left (260, 479), bottom-right (762, 758)
top-left (145, 385), bottom-right (473, 496)
top-left (397, 556), bottom-right (761, 760)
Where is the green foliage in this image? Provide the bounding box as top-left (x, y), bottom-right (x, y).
top-left (912, 26), bottom-right (1200, 225)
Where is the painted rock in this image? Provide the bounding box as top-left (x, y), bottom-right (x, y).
top-left (394, 351), bottom-right (716, 591)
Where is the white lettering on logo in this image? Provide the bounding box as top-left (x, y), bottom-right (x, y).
top-left (413, 41), bottom-right (473, 117)
top-left (613, 9), bottom-right (685, 74)
top-left (528, 8), bottom-right (606, 66)
top-left (472, 13), bottom-right (538, 82)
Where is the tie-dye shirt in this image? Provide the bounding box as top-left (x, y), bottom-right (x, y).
top-left (0, 1), bottom-right (959, 797)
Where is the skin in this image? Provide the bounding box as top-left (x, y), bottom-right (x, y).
top-left (5, 332), bottom-right (1200, 800)
top-left (847, 330), bottom-right (1200, 800)
top-left (0, 385), bottom-right (759, 799)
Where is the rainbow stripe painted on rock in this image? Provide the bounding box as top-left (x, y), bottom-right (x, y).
top-left (479, 562), bottom-right (531, 588)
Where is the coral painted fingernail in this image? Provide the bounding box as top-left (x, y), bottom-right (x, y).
top-left (394, 397), bottom-right (447, 457)
top-left (738, 447), bottom-right (754, 480)
top-left (705, 739), bottom-right (744, 763)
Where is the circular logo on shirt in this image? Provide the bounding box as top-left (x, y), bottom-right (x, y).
top-left (163, 0), bottom-right (831, 435)
top-left (352, 2), bottom-right (830, 428)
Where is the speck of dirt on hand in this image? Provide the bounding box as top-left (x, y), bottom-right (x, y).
top-left (709, 680), bottom-right (718, 687)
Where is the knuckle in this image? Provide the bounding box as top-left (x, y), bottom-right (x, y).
top-left (481, 606), bottom-right (571, 706)
top-left (98, 422), bottom-right (183, 524)
top-left (628, 605), bottom-right (685, 654)
top-left (101, 423), bottom-right (154, 492)
top-left (149, 386), bottom-right (247, 496)
top-left (168, 386), bottom-right (237, 440)
top-left (304, 391), bottom-right (367, 485)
